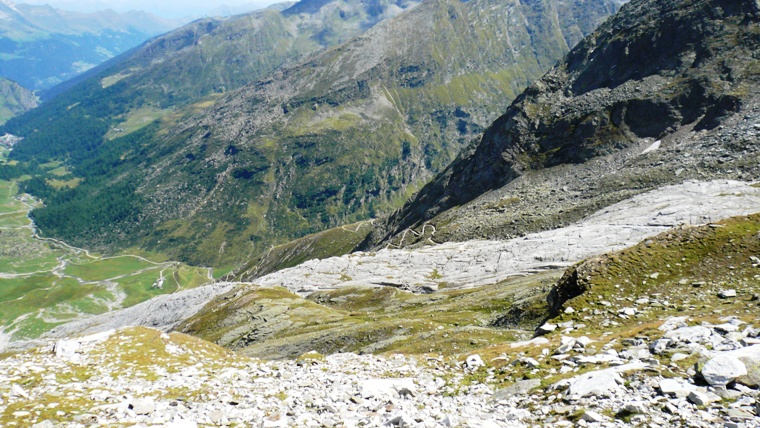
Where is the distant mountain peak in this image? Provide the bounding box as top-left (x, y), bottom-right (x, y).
top-left (0, 0), bottom-right (18, 12)
top-left (0, 2), bottom-right (178, 90)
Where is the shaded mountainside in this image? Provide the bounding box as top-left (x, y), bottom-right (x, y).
top-left (365, 0), bottom-right (760, 250)
top-left (0, 78), bottom-right (36, 124)
top-left (5, 0), bottom-right (619, 268)
top-left (0, 0), bottom-right (177, 90)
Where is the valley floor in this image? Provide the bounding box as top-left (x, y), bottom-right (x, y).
top-left (0, 180), bottom-right (212, 344)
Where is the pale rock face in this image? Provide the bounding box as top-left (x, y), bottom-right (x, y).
top-left (13, 180), bottom-right (760, 349)
top-left (254, 181), bottom-right (760, 296)
top-left (664, 326), bottom-right (713, 344)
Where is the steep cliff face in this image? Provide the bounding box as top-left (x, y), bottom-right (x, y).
top-left (0, 78), bottom-right (37, 124)
top-left (367, 0), bottom-right (760, 249)
top-left (9, 0), bottom-right (619, 267)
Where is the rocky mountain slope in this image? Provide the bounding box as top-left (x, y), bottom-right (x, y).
top-left (0, 0), bottom-right (177, 90)
top-left (17, 179), bottom-right (759, 357)
top-left (38, 0), bottom-right (421, 103)
top-left (3, 0), bottom-right (619, 268)
top-left (2, 204), bottom-right (759, 426)
top-left (2, 1), bottom-right (760, 424)
top-left (0, 78), bottom-right (36, 124)
top-left (363, 0), bottom-right (760, 250)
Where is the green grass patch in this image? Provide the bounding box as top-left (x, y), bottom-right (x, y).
top-left (105, 106), bottom-right (170, 140)
top-left (63, 256), bottom-right (158, 281)
top-left (45, 177), bottom-right (82, 189)
top-left (115, 268), bottom-right (177, 308)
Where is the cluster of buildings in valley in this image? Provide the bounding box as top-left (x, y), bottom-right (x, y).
top-left (0, 134), bottom-right (22, 150)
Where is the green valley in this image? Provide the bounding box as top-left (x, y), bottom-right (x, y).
top-left (0, 180), bottom-right (211, 343)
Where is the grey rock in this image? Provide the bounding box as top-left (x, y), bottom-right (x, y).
top-left (209, 410), bottom-right (225, 424)
top-left (131, 398), bottom-right (155, 415)
top-left (718, 345), bottom-right (760, 387)
top-left (556, 343), bottom-right (574, 354)
top-left (700, 355), bottom-right (748, 386)
top-left (564, 364), bottom-right (646, 398)
top-left (360, 378), bottom-right (416, 400)
top-left (10, 384), bottom-right (28, 398)
top-left (726, 408), bottom-right (754, 420)
top-left (713, 386), bottom-right (742, 400)
top-left (41, 283), bottom-right (237, 341)
top-left (664, 326), bottom-right (713, 344)
top-left (659, 378), bottom-right (696, 398)
top-left (465, 354), bottom-right (485, 369)
top-left (520, 357), bottom-right (541, 368)
top-left (581, 410), bottom-right (607, 423)
top-left (619, 307), bottom-right (637, 317)
top-left (491, 379), bottom-right (542, 401)
top-left (620, 402), bottom-right (648, 415)
top-left (254, 182), bottom-right (760, 300)
top-left (650, 339), bottom-right (671, 354)
top-left (386, 414), bottom-right (412, 427)
top-left (659, 317), bottom-right (688, 332)
top-left (718, 289), bottom-right (737, 298)
top-left (687, 390), bottom-right (716, 406)
top-left (714, 323), bottom-right (740, 333)
top-left (537, 323), bottom-right (558, 335)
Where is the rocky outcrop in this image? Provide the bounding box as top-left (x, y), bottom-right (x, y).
top-left (0, 78), bottom-right (36, 124)
top-left (367, 0), bottom-right (760, 250)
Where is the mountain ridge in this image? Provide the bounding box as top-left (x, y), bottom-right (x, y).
top-left (363, 0), bottom-right (760, 250)
top-left (0, 1), bottom-right (178, 90)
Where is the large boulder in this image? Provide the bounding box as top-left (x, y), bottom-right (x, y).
top-left (720, 345), bottom-right (760, 387)
top-left (562, 364), bottom-right (646, 398)
top-left (700, 354), bottom-right (748, 386)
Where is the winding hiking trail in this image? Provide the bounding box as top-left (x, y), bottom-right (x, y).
top-left (0, 181), bottom-right (215, 345)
